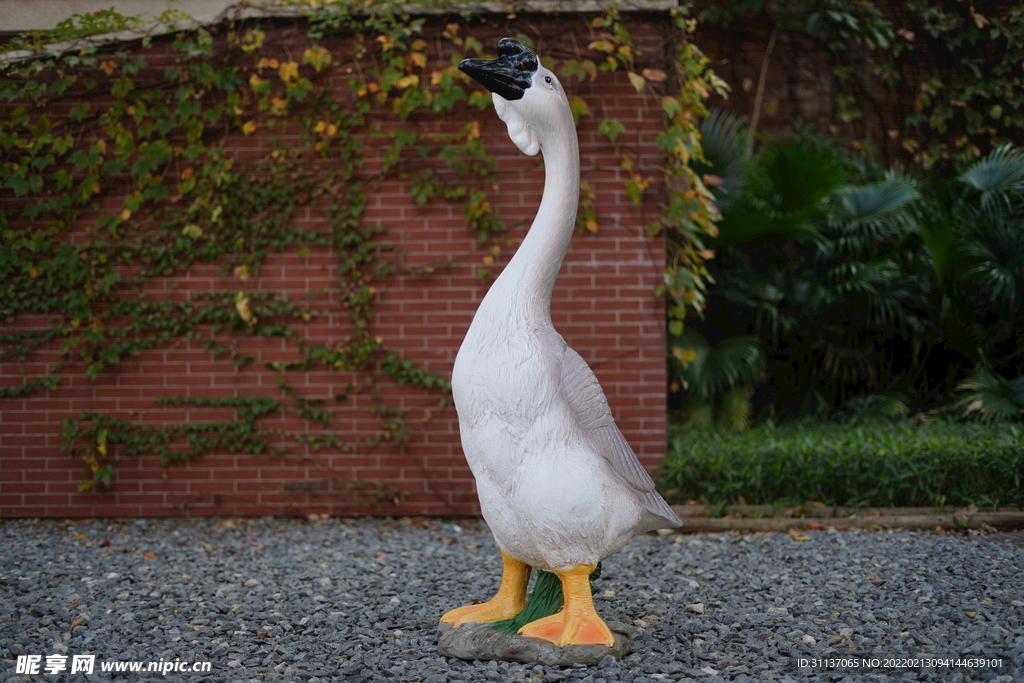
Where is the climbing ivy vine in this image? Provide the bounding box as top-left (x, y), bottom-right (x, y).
top-left (699, 0), bottom-right (1024, 170)
top-left (0, 0), bottom-right (721, 501)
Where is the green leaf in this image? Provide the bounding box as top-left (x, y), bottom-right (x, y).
top-left (598, 120), bottom-right (625, 143)
top-left (569, 96), bottom-right (591, 126)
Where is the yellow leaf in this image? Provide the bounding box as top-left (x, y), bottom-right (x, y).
top-left (270, 97), bottom-right (286, 111)
top-left (395, 74), bottom-right (419, 89)
top-left (235, 291), bottom-right (253, 322)
top-left (302, 45), bottom-right (332, 71)
top-left (314, 121), bottom-right (327, 133)
top-left (120, 208), bottom-right (132, 221)
top-left (585, 218), bottom-right (598, 233)
top-left (672, 347), bottom-right (698, 365)
top-left (482, 255), bottom-right (494, 265)
top-left (240, 29), bottom-right (265, 53)
top-left (278, 61), bottom-right (299, 82)
top-left (242, 121), bottom-right (257, 135)
top-left (627, 71), bottom-right (646, 93)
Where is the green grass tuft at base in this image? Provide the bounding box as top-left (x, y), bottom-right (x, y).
top-left (489, 564), bottom-right (602, 636)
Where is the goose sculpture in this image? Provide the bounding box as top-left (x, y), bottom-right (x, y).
top-left (442, 38), bottom-right (681, 648)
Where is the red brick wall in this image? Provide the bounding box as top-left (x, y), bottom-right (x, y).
top-left (1, 13), bottom-right (671, 517)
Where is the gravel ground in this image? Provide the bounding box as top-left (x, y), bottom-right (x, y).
top-left (2, 516), bottom-right (1022, 683)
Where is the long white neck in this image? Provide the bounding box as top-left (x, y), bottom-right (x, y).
top-left (483, 111), bottom-right (580, 325)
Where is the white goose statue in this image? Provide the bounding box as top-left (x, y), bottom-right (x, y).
top-left (442, 38), bottom-right (681, 647)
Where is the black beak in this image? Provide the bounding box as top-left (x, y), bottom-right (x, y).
top-left (458, 38), bottom-right (538, 101)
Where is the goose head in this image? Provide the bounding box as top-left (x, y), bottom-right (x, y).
top-left (459, 38), bottom-right (572, 157)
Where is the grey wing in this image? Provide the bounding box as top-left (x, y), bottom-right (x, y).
top-left (559, 345), bottom-right (681, 528)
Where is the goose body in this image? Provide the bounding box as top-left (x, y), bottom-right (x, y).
top-left (453, 275), bottom-right (679, 572)
top-left (442, 38), bottom-right (680, 647)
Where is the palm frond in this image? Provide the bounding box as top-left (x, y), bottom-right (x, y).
top-left (823, 175), bottom-right (920, 257)
top-left (832, 174), bottom-right (919, 222)
top-left (714, 386), bottom-right (754, 432)
top-left (958, 144), bottom-right (1024, 211)
top-left (716, 198), bottom-right (817, 247)
top-left (911, 185), bottom-right (963, 287)
top-left (716, 136), bottom-right (848, 248)
top-left (827, 259), bottom-right (900, 295)
top-left (762, 138), bottom-right (848, 214)
top-left (837, 394), bottom-right (909, 426)
top-left (961, 208), bottom-right (1024, 310)
top-left (697, 108), bottom-right (746, 203)
top-left (956, 369), bottom-right (1024, 421)
top-left (675, 332), bottom-right (765, 402)
top-left (719, 267), bottom-right (803, 342)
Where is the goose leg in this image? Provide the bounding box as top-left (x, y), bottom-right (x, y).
top-left (516, 564), bottom-right (614, 646)
top-left (440, 550), bottom-right (529, 626)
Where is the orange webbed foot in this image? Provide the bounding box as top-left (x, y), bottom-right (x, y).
top-left (440, 550), bottom-right (529, 627)
top-left (441, 599), bottom-right (522, 626)
top-left (516, 564), bottom-right (615, 647)
top-left (517, 609), bottom-right (614, 646)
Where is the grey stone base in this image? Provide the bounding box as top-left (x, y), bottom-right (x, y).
top-left (436, 621), bottom-right (633, 665)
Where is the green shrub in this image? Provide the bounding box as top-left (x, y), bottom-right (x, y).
top-left (659, 422), bottom-right (1024, 508)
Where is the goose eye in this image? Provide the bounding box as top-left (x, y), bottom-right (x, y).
top-left (544, 76), bottom-right (552, 84)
